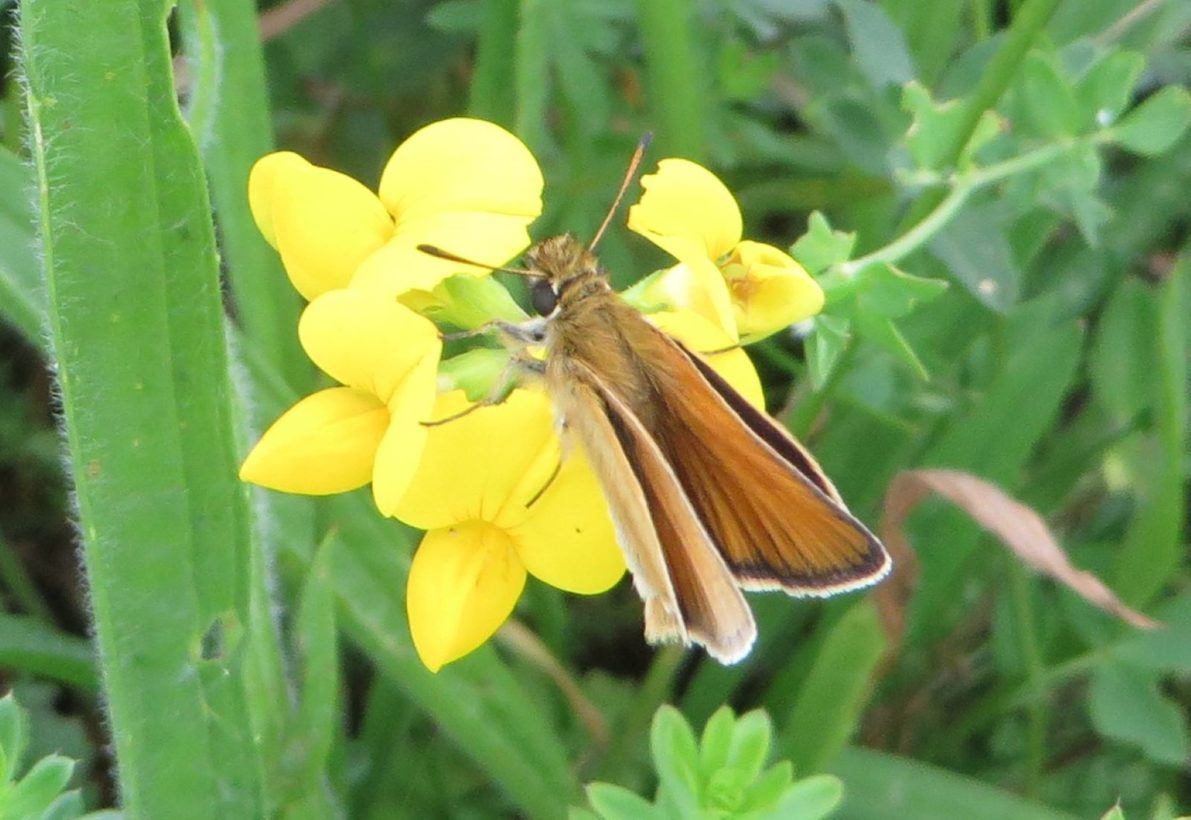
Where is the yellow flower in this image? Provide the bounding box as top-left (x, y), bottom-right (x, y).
top-left (627, 158), bottom-right (824, 342)
top-left (649, 310), bottom-right (765, 409)
top-left (239, 289), bottom-right (441, 516)
top-left (394, 389), bottom-right (624, 672)
top-left (248, 118), bottom-right (543, 300)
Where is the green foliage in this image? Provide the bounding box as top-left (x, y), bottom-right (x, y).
top-left (1, 0), bottom-right (1188, 817)
top-left (577, 705), bottom-right (843, 820)
top-left (0, 692), bottom-right (111, 820)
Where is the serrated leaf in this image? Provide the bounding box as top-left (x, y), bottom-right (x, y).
top-left (790, 212), bottom-right (855, 275)
top-left (585, 783), bottom-right (664, 820)
top-left (1019, 51), bottom-right (1080, 138)
top-left (699, 706), bottom-right (736, 777)
top-left (834, 0), bottom-right (915, 88)
top-left (1089, 662), bottom-right (1190, 766)
top-left (1076, 49), bottom-right (1144, 128)
top-left (1111, 86), bottom-right (1191, 156)
top-left (727, 710), bottom-right (772, 781)
top-left (806, 314), bottom-right (851, 389)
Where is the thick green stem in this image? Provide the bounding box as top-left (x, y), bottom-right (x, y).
top-left (21, 1), bottom-right (284, 813)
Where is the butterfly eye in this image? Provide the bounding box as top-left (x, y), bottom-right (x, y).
top-left (531, 278), bottom-right (559, 316)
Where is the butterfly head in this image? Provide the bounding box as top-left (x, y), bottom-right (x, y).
top-left (525, 234), bottom-right (605, 316)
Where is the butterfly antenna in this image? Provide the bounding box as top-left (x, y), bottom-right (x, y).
top-left (588, 132), bottom-right (653, 253)
top-left (416, 244), bottom-right (535, 277)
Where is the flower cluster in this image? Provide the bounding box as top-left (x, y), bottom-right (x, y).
top-left (239, 118), bottom-right (825, 671)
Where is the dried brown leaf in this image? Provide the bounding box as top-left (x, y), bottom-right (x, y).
top-left (875, 468), bottom-right (1159, 651)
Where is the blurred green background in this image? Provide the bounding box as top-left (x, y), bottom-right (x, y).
top-left (0, 0), bottom-right (1188, 817)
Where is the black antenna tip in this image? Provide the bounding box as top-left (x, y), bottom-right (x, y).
top-left (639, 131), bottom-right (654, 150)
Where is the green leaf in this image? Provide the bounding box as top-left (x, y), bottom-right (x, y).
top-left (699, 705), bottom-right (736, 777)
top-left (855, 262), bottom-right (948, 318)
top-left (0, 145), bottom-right (45, 348)
top-left (1075, 49), bottom-right (1144, 128)
top-left (437, 347), bottom-right (513, 402)
top-left (928, 203), bottom-right (1020, 312)
top-left (831, 746), bottom-right (1077, 819)
top-left (1099, 804), bottom-right (1125, 820)
top-left (0, 614), bottom-right (97, 691)
top-left (1113, 593), bottom-right (1191, 673)
top-left (1019, 51), bottom-right (1080, 138)
top-left (761, 773), bottom-right (843, 820)
top-left (834, 0), bottom-right (915, 88)
top-left (1111, 86), bottom-right (1191, 156)
top-left (1090, 277), bottom-right (1156, 422)
top-left (1089, 662), bottom-right (1190, 766)
top-left (650, 705), bottom-right (701, 810)
top-left (585, 783), bottom-right (664, 820)
top-left (2, 755), bottom-right (74, 819)
top-left (280, 537), bottom-right (341, 811)
top-left (853, 312), bottom-right (928, 379)
top-left (901, 82), bottom-right (1001, 171)
top-left (726, 710), bottom-right (773, 781)
top-left (42, 790), bottom-right (86, 820)
top-left (0, 694), bottom-right (25, 782)
top-left (428, 273), bottom-right (530, 329)
top-left (806, 315), bottom-right (851, 389)
top-left (779, 601), bottom-right (887, 774)
top-left (741, 761), bottom-right (793, 811)
top-left (790, 212), bottom-right (855, 275)
top-left (178, 0), bottom-right (307, 390)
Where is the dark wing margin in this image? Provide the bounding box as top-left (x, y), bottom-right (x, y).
top-left (645, 335), bottom-right (891, 595)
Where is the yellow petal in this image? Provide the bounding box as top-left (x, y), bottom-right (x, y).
top-left (298, 289), bottom-right (441, 403)
top-left (651, 310), bottom-right (766, 409)
top-left (627, 158), bottom-right (742, 265)
top-left (722, 241), bottom-right (825, 342)
top-left (371, 353), bottom-right (438, 517)
top-left (394, 390), bottom-right (559, 531)
top-left (239, 387), bottom-right (387, 494)
top-left (378, 118), bottom-right (543, 224)
top-left (351, 211), bottom-right (534, 296)
top-left (248, 151), bottom-right (310, 249)
top-left (641, 260), bottom-right (738, 339)
top-left (507, 449), bottom-right (625, 594)
top-left (406, 522), bottom-right (527, 672)
top-left (270, 162), bottom-right (394, 300)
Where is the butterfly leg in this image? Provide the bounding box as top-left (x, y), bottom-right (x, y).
top-left (421, 350), bottom-right (545, 427)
